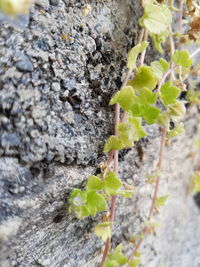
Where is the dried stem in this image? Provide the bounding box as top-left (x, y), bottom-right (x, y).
top-left (178, 0), bottom-right (183, 32)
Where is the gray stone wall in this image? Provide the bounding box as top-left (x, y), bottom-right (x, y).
top-left (0, 1), bottom-right (200, 266)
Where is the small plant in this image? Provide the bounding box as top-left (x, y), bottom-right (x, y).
top-left (69, 0), bottom-right (200, 266)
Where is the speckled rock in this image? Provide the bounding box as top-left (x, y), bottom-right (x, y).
top-left (0, 1), bottom-right (200, 267)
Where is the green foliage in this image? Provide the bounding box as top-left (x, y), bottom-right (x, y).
top-left (68, 0), bottom-right (198, 264)
top-left (129, 66), bottom-right (158, 91)
top-left (160, 81), bottom-right (181, 106)
top-left (104, 117), bottom-right (146, 153)
top-left (86, 175), bottom-right (104, 192)
top-left (104, 244), bottom-right (128, 267)
top-left (127, 41), bottom-right (149, 70)
top-left (104, 172), bottom-right (122, 195)
top-left (150, 31), bottom-right (169, 54)
top-left (104, 135), bottom-right (124, 153)
top-left (87, 191), bottom-right (107, 216)
top-left (155, 195), bottom-right (169, 207)
top-left (137, 87), bottom-right (157, 105)
top-left (151, 59), bottom-right (169, 79)
top-left (109, 86), bottom-right (135, 111)
top-left (140, 4), bottom-right (172, 34)
top-left (172, 50), bottom-right (192, 68)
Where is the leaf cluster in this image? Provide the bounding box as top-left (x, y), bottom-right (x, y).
top-left (69, 172), bottom-right (134, 219)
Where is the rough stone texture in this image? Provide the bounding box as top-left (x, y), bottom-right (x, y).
top-left (0, 1), bottom-right (200, 267)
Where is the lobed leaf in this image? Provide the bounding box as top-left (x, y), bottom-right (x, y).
top-left (155, 195), bottom-right (169, 207)
top-left (87, 191), bottom-right (107, 216)
top-left (104, 172), bottom-right (122, 195)
top-left (105, 244), bottom-right (128, 267)
top-left (138, 87), bottom-right (157, 105)
top-left (86, 175), bottom-right (104, 192)
top-left (172, 50), bottom-right (192, 68)
top-left (140, 4), bottom-right (172, 34)
top-left (142, 105), bottom-right (160, 124)
top-left (104, 135), bottom-right (124, 153)
top-left (129, 66), bottom-right (158, 91)
top-left (151, 58), bottom-right (169, 79)
top-left (109, 86), bottom-right (135, 111)
top-left (160, 81), bottom-right (181, 106)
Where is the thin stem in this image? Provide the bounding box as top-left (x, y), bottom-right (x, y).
top-left (130, 128), bottom-right (166, 259)
top-left (147, 128), bottom-right (166, 220)
top-left (190, 47), bottom-right (200, 58)
top-left (100, 104), bottom-right (120, 267)
top-left (178, 0), bottom-right (183, 32)
top-left (140, 29), bottom-right (148, 66)
top-left (169, 28), bottom-right (175, 81)
top-left (157, 65), bottom-right (177, 93)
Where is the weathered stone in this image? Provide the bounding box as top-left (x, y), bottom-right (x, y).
top-left (0, 1), bottom-right (200, 267)
top-left (15, 54), bottom-right (34, 72)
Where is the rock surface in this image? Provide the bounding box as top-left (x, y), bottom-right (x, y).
top-left (0, 1), bottom-right (200, 267)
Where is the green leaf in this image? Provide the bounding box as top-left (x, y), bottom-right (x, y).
top-left (155, 195), bottom-right (169, 207)
top-left (109, 86), bottom-right (136, 111)
top-left (69, 189), bottom-right (87, 206)
top-left (69, 189), bottom-right (90, 218)
top-left (130, 103), bottom-right (143, 117)
top-left (104, 260), bottom-right (118, 267)
top-left (150, 31), bottom-right (169, 54)
top-left (160, 81), bottom-right (181, 106)
top-left (104, 136), bottom-right (124, 153)
top-left (127, 41), bottom-right (149, 70)
top-left (128, 116), bottom-right (146, 140)
top-left (86, 175), bottom-right (104, 192)
top-left (129, 66), bottom-right (158, 91)
top-left (138, 87), bottom-right (157, 105)
top-left (87, 191), bottom-right (107, 216)
top-left (118, 123), bottom-right (134, 148)
top-left (142, 105), bottom-right (160, 124)
top-left (106, 244), bottom-right (128, 266)
top-left (151, 58), bottom-right (169, 79)
top-left (167, 123), bottom-right (184, 139)
top-left (140, 4), bottom-right (172, 34)
top-left (129, 259), bottom-right (141, 267)
top-left (94, 222), bottom-right (112, 242)
top-left (172, 50), bottom-right (192, 68)
top-left (104, 172), bottom-right (122, 195)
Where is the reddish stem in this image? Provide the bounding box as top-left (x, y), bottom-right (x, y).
top-left (100, 104), bottom-right (119, 267)
top-left (130, 128), bottom-right (166, 259)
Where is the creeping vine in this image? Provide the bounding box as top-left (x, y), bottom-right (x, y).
top-left (1, 0), bottom-right (200, 266)
top-left (68, 0), bottom-right (200, 266)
